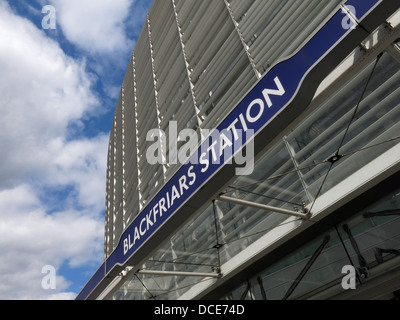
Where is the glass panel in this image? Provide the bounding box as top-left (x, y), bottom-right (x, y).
top-left (110, 49), bottom-right (400, 301)
top-left (227, 140), bottom-right (309, 206)
top-left (216, 139), bottom-right (310, 263)
top-left (254, 231), bottom-right (349, 300)
top-left (112, 202), bottom-right (220, 300)
top-left (220, 186), bottom-right (400, 300)
top-left (338, 187), bottom-right (400, 280)
top-left (287, 52), bottom-right (400, 198)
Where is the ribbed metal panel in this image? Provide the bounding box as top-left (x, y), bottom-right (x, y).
top-left (227, 0), bottom-right (343, 74)
top-left (148, 1), bottom-right (198, 180)
top-left (103, 0), bottom-right (347, 257)
top-left (134, 21), bottom-right (164, 208)
top-left (104, 138), bottom-right (114, 257)
top-left (103, 1), bottom-right (400, 268)
top-left (174, 0), bottom-right (257, 129)
top-left (112, 93), bottom-right (124, 249)
top-left (122, 57), bottom-right (140, 230)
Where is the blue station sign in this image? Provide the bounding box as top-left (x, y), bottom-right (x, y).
top-left (77, 0), bottom-right (398, 300)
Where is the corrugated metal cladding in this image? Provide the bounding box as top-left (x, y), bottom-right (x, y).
top-left (98, 0), bottom-right (400, 301)
top-left (104, 0), bottom-right (345, 257)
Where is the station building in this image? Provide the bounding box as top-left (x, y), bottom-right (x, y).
top-left (77, 0), bottom-right (400, 300)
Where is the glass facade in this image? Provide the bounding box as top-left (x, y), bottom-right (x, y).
top-left (103, 0), bottom-right (346, 259)
top-left (222, 185), bottom-right (400, 300)
top-left (110, 49), bottom-right (400, 300)
top-left (112, 183), bottom-right (400, 300)
top-left (78, 0), bottom-right (400, 300)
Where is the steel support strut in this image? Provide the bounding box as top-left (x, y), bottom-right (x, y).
top-left (218, 195), bottom-right (310, 219)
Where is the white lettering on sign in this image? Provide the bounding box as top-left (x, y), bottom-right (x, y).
top-left (146, 77), bottom-right (285, 176)
top-left (124, 165), bottom-right (197, 255)
top-left (124, 77), bottom-right (286, 256)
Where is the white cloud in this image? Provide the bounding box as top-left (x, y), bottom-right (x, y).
top-left (0, 0), bottom-right (100, 188)
top-left (50, 135), bottom-right (109, 211)
top-left (49, 0), bottom-right (136, 54)
top-left (0, 1), bottom-right (109, 299)
top-left (0, 185), bottom-right (104, 300)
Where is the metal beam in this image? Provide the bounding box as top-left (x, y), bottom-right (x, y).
top-left (218, 195), bottom-right (310, 219)
top-left (282, 235), bottom-right (330, 300)
top-left (137, 269), bottom-right (221, 278)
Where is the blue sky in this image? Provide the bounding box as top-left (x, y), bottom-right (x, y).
top-left (0, 0), bottom-right (152, 299)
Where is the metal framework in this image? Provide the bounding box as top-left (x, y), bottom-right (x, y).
top-left (91, 0), bottom-right (400, 301)
top-left (137, 269), bottom-right (221, 278)
top-left (103, 0), bottom-right (347, 257)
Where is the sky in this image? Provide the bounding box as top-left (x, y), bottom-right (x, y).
top-left (0, 0), bottom-right (152, 299)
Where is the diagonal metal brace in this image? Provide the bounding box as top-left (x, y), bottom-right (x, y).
top-left (218, 195), bottom-right (310, 219)
top-left (137, 269), bottom-right (222, 278)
